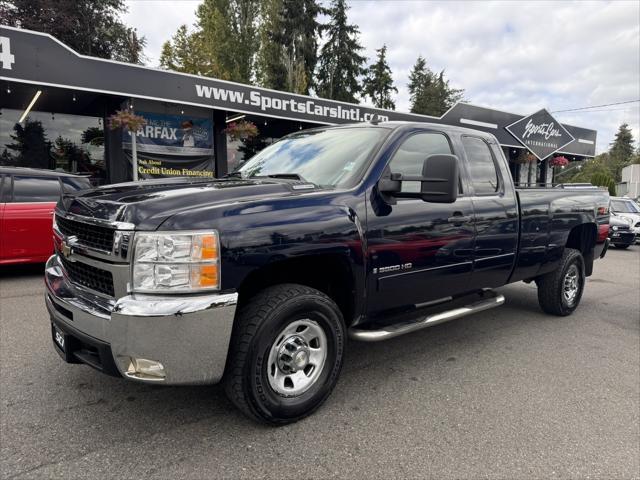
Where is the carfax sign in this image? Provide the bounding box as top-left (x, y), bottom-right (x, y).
top-left (122, 112), bottom-right (215, 179)
top-left (122, 112), bottom-right (213, 156)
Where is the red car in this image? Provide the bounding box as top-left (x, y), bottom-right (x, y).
top-left (0, 167), bottom-right (92, 265)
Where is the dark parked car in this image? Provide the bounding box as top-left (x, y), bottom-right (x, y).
top-left (609, 215), bottom-right (636, 249)
top-left (0, 167), bottom-right (92, 265)
top-left (46, 122), bottom-right (609, 424)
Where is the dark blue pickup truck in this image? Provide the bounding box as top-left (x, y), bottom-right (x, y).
top-left (46, 122), bottom-right (610, 424)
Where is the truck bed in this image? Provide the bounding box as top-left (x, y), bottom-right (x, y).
top-left (510, 187), bottom-right (610, 282)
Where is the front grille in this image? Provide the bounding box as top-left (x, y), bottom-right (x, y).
top-left (59, 256), bottom-right (115, 297)
top-left (56, 215), bottom-right (115, 252)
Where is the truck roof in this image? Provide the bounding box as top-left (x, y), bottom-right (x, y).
top-left (328, 121), bottom-right (497, 139)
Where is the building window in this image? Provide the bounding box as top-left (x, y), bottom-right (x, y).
top-left (0, 109), bottom-right (106, 184)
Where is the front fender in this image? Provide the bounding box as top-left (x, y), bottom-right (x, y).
top-left (218, 202), bottom-right (366, 294)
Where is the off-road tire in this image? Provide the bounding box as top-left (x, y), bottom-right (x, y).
top-left (223, 284), bottom-right (345, 425)
top-left (535, 248), bottom-right (585, 316)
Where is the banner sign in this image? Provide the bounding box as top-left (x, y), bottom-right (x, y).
top-left (0, 26), bottom-right (598, 157)
top-left (122, 111), bottom-right (213, 156)
top-left (121, 112), bottom-right (214, 179)
top-left (505, 109), bottom-right (575, 160)
top-left (123, 151), bottom-right (215, 179)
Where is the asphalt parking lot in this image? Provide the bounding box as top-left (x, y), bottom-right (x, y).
top-left (1, 247), bottom-right (639, 479)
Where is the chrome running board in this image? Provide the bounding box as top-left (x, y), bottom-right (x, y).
top-left (348, 290), bottom-right (505, 342)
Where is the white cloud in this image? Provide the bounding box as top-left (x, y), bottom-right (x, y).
top-left (124, 0), bottom-right (640, 153)
top-left (122, 1), bottom-right (200, 65)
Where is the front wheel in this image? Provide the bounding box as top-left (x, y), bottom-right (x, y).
top-left (223, 284), bottom-right (345, 425)
top-left (535, 248), bottom-right (585, 316)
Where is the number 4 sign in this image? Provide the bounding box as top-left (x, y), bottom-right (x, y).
top-left (0, 36), bottom-right (16, 70)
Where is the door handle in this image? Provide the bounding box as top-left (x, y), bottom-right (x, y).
top-left (447, 213), bottom-right (472, 224)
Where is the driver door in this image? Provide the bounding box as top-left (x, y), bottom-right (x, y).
top-left (365, 130), bottom-right (476, 318)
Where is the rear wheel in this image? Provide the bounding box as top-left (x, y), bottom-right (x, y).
top-left (536, 248), bottom-right (585, 316)
top-left (223, 284), bottom-right (345, 425)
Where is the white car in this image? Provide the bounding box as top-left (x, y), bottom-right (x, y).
top-left (610, 197), bottom-right (640, 241)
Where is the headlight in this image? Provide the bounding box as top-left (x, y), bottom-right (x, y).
top-left (132, 231), bottom-right (220, 293)
top-left (612, 225), bottom-right (619, 231)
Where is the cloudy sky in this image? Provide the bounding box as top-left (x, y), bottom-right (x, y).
top-left (123, 0), bottom-right (640, 153)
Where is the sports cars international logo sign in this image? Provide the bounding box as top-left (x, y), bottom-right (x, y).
top-left (505, 109), bottom-right (574, 160)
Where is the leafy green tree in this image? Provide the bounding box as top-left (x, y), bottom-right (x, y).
top-left (160, 25), bottom-right (205, 74)
top-left (315, 0), bottom-right (365, 103)
top-left (362, 45), bottom-right (397, 110)
top-left (195, 0), bottom-right (260, 83)
top-left (257, 0), bottom-right (322, 94)
top-left (4, 119), bottom-right (52, 169)
top-left (408, 56), bottom-right (463, 116)
top-left (0, 0), bottom-right (146, 64)
top-left (591, 172), bottom-right (616, 196)
top-left (558, 153), bottom-right (611, 184)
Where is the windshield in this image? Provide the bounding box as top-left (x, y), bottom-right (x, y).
top-left (236, 127), bottom-right (389, 188)
top-left (611, 199), bottom-right (640, 213)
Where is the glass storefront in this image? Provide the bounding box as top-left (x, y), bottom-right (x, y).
top-left (0, 109), bottom-right (106, 184)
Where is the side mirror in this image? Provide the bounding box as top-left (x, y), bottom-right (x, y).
top-left (379, 154), bottom-right (459, 204)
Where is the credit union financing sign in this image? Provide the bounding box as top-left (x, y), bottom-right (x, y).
top-left (505, 109), bottom-right (575, 160)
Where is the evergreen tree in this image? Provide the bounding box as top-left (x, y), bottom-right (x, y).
top-left (408, 56), bottom-right (463, 116)
top-left (610, 123), bottom-right (635, 160)
top-left (191, 0), bottom-right (260, 82)
top-left (315, 0), bottom-right (365, 103)
top-left (362, 45), bottom-right (397, 110)
top-left (5, 119), bottom-right (51, 169)
top-left (602, 123), bottom-right (636, 181)
top-left (53, 136), bottom-right (89, 173)
top-left (0, 0), bottom-right (146, 64)
top-left (257, 0), bottom-right (322, 94)
top-left (408, 56), bottom-right (432, 114)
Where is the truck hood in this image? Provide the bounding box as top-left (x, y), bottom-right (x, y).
top-left (59, 177), bottom-right (319, 230)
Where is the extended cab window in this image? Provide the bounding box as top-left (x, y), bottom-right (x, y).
top-left (12, 176), bottom-right (61, 202)
top-left (462, 136), bottom-right (499, 195)
top-left (389, 132), bottom-right (452, 193)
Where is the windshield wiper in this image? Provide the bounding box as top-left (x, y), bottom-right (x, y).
top-left (223, 171), bottom-right (243, 178)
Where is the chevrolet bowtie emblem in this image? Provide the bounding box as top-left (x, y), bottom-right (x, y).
top-left (61, 236), bottom-right (77, 261)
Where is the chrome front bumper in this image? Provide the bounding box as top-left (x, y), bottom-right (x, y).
top-left (45, 255), bottom-right (238, 385)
